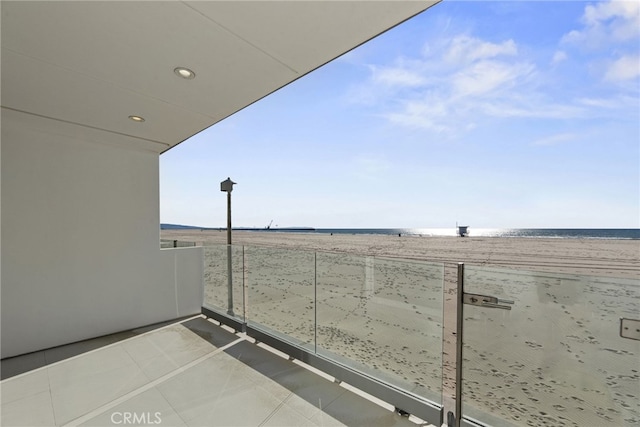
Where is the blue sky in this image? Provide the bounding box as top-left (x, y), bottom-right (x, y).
top-left (160, 0), bottom-right (639, 229)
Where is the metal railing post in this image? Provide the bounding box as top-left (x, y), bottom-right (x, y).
top-left (242, 245), bottom-right (246, 326)
top-left (454, 262), bottom-right (465, 427)
top-left (314, 251), bottom-right (317, 354)
top-left (227, 244), bottom-right (234, 316)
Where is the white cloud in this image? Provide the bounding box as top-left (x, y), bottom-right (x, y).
top-left (348, 11), bottom-right (636, 138)
top-left (358, 35), bottom-right (537, 134)
top-left (583, 0), bottom-right (633, 23)
top-left (365, 37), bottom-right (544, 133)
top-left (561, 30), bottom-right (584, 45)
top-left (452, 60), bottom-right (533, 98)
top-left (583, 0), bottom-right (640, 33)
top-left (371, 64), bottom-right (426, 87)
top-left (383, 100), bottom-right (450, 133)
top-left (577, 94), bottom-right (638, 109)
top-left (444, 35), bottom-right (517, 64)
top-left (604, 54), bottom-right (640, 82)
top-left (560, 1), bottom-right (639, 86)
top-left (552, 50), bottom-right (567, 65)
top-left (480, 102), bottom-right (586, 120)
top-left (347, 60), bottom-right (430, 105)
top-left (562, 0), bottom-right (640, 48)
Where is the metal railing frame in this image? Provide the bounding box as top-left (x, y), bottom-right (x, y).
top-left (204, 299), bottom-right (443, 425)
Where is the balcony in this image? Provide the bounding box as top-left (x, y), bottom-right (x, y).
top-left (2, 244), bottom-right (638, 426)
top-left (2, 316), bottom-right (423, 426)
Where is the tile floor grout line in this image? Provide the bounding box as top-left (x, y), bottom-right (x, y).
top-left (121, 328), bottom-right (182, 380)
top-left (47, 367), bottom-right (58, 427)
top-left (153, 385), bottom-right (190, 427)
top-left (257, 392), bottom-right (291, 427)
top-left (1, 315), bottom-right (204, 383)
top-left (193, 350), bottom-right (245, 423)
top-left (61, 337), bottom-right (245, 427)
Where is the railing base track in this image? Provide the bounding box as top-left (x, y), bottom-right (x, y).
top-left (202, 307), bottom-right (442, 426)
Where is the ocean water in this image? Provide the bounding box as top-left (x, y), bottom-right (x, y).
top-left (161, 223), bottom-right (639, 239)
top-left (312, 228), bottom-right (640, 239)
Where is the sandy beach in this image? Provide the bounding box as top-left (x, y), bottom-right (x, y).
top-left (162, 230), bottom-right (639, 279)
top-left (162, 229), bottom-right (639, 426)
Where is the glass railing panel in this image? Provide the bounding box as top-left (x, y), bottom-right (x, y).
top-left (203, 244), bottom-right (245, 321)
top-left (462, 266), bottom-right (639, 427)
top-left (245, 246), bottom-right (315, 351)
top-left (316, 252), bottom-right (444, 404)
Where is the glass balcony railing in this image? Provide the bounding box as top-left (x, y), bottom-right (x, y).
top-left (201, 244), bottom-right (639, 427)
top-left (201, 244), bottom-right (444, 422)
top-left (203, 245), bottom-right (245, 322)
top-left (315, 252), bottom-right (443, 404)
top-left (460, 266), bottom-right (639, 427)
top-left (246, 246), bottom-right (316, 350)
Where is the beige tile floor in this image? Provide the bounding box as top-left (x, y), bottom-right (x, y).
top-left (1, 316), bottom-right (429, 427)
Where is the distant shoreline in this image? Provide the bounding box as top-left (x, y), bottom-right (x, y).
top-left (161, 224), bottom-right (640, 240)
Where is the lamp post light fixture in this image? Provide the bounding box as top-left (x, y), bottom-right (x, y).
top-left (220, 177), bottom-right (236, 316)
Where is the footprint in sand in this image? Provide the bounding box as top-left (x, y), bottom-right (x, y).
top-left (525, 340), bottom-right (543, 349)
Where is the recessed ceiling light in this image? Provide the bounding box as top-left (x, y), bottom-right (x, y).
top-left (128, 115), bottom-right (145, 122)
top-left (174, 67), bottom-right (196, 79)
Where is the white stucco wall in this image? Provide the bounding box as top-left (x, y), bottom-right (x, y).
top-left (1, 113), bottom-right (203, 359)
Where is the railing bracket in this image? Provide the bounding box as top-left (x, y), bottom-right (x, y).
top-left (463, 292), bottom-right (514, 310)
top-left (394, 407), bottom-right (410, 417)
top-left (620, 318), bottom-right (640, 340)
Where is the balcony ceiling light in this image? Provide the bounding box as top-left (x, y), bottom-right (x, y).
top-left (128, 115), bottom-right (145, 122)
top-left (174, 67), bottom-right (196, 79)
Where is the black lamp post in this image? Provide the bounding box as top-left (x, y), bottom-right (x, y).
top-left (220, 177), bottom-right (236, 316)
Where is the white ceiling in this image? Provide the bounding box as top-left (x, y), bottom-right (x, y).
top-left (1, 1), bottom-right (439, 153)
